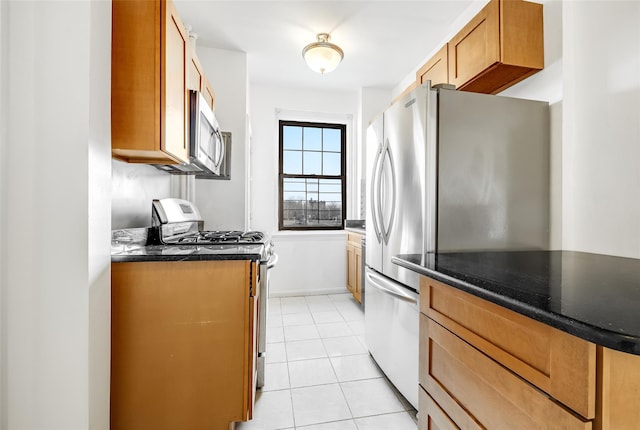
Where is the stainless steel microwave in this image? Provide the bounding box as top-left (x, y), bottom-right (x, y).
top-left (154, 90), bottom-right (231, 179)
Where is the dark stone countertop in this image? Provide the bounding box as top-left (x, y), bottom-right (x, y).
top-left (345, 219), bottom-right (365, 235)
top-left (111, 243), bottom-right (265, 263)
top-left (392, 250), bottom-right (640, 355)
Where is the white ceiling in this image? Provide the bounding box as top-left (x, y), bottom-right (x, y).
top-left (173, 0), bottom-right (475, 93)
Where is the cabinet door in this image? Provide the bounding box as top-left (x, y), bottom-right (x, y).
top-left (447, 0), bottom-right (499, 89)
top-left (346, 242), bottom-right (356, 294)
top-left (111, 260), bottom-right (252, 430)
top-left (419, 387), bottom-right (461, 430)
top-left (111, 0), bottom-right (164, 162)
top-left (187, 49), bottom-right (203, 91)
top-left (354, 246), bottom-right (362, 303)
top-left (162, 0), bottom-right (189, 163)
top-left (203, 76), bottom-right (216, 110)
top-left (417, 45), bottom-right (448, 86)
top-left (246, 261), bottom-right (259, 420)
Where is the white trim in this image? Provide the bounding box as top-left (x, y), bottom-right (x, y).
top-left (273, 109), bottom-right (356, 231)
top-left (272, 230), bottom-right (347, 241)
top-left (269, 287), bottom-right (348, 298)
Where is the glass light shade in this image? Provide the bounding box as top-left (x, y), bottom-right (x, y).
top-left (302, 33), bottom-right (344, 75)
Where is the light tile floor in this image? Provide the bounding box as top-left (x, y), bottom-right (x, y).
top-left (237, 293), bottom-right (418, 430)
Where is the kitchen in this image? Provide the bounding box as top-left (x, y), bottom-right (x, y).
top-left (1, 0), bottom-right (640, 429)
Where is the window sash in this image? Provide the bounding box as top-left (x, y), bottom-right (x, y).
top-left (278, 120), bottom-right (346, 231)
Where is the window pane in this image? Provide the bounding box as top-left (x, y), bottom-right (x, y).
top-left (323, 128), bottom-right (341, 152)
top-left (304, 127), bottom-right (322, 151)
top-left (283, 150), bottom-right (302, 174)
top-left (322, 152), bottom-right (341, 175)
top-left (283, 126), bottom-right (302, 150)
top-left (282, 178), bottom-right (342, 228)
top-left (303, 152), bottom-right (321, 175)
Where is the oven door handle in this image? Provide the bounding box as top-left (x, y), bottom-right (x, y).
top-left (266, 253), bottom-right (279, 269)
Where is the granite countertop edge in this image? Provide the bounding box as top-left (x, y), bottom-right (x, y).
top-left (392, 254), bottom-right (640, 355)
top-left (112, 253), bottom-right (263, 263)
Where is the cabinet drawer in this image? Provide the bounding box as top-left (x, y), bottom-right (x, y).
top-left (420, 277), bottom-right (595, 419)
top-left (419, 387), bottom-right (461, 430)
top-left (347, 232), bottom-right (362, 248)
top-left (420, 315), bottom-right (592, 430)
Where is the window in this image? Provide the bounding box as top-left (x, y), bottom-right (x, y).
top-left (279, 120), bottom-right (346, 230)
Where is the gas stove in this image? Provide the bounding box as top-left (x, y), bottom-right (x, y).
top-left (149, 198), bottom-right (273, 260)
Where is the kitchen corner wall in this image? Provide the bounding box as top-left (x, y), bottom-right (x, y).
top-left (249, 84), bottom-right (360, 296)
top-left (1, 1), bottom-right (111, 428)
top-left (0, 0), bottom-right (7, 426)
top-left (560, 1), bottom-right (640, 259)
top-left (357, 88), bottom-right (392, 219)
top-left (195, 47), bottom-right (248, 231)
top-left (502, 0), bottom-right (640, 259)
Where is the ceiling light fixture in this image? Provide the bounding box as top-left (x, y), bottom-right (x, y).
top-left (302, 33), bottom-right (344, 75)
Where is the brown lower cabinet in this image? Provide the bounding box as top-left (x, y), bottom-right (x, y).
top-left (346, 232), bottom-right (363, 303)
top-left (419, 276), bottom-right (640, 430)
top-left (111, 259), bottom-right (259, 430)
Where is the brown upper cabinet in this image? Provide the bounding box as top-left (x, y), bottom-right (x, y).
top-left (111, 0), bottom-right (190, 164)
top-left (187, 50), bottom-right (204, 93)
top-left (202, 77), bottom-right (216, 111)
top-left (448, 0), bottom-right (544, 94)
top-left (417, 44), bottom-right (449, 86)
top-left (187, 51), bottom-right (216, 111)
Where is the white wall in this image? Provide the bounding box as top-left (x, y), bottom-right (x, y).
top-left (88, 1), bottom-right (113, 425)
top-left (392, 0), bottom-right (489, 99)
top-left (357, 87), bottom-right (392, 218)
top-left (502, 1), bottom-right (640, 258)
top-left (561, 1), bottom-right (640, 258)
top-left (195, 47), bottom-right (249, 230)
top-left (1, 1), bottom-right (111, 428)
top-left (0, 0), bottom-right (7, 425)
top-left (250, 84), bottom-right (359, 295)
top-left (500, 0), bottom-right (563, 250)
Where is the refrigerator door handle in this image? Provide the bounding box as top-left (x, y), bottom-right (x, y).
top-left (365, 269), bottom-right (418, 304)
top-left (381, 141), bottom-right (397, 245)
top-left (371, 142), bottom-right (384, 243)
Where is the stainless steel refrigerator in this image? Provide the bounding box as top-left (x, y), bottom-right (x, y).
top-left (364, 83), bottom-right (549, 409)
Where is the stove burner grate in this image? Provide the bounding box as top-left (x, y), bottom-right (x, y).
top-left (168, 230), bottom-right (266, 245)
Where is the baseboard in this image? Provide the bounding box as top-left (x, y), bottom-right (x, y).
top-left (268, 287), bottom-right (349, 298)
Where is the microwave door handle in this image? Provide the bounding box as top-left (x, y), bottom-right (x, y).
top-left (213, 129), bottom-right (224, 168)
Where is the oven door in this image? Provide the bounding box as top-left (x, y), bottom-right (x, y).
top-left (257, 252), bottom-right (279, 388)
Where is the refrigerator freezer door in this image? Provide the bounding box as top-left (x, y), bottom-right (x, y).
top-left (437, 89), bottom-right (550, 251)
top-left (364, 267), bottom-right (419, 409)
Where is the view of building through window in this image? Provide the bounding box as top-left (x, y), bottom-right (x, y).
top-left (279, 121), bottom-right (346, 230)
